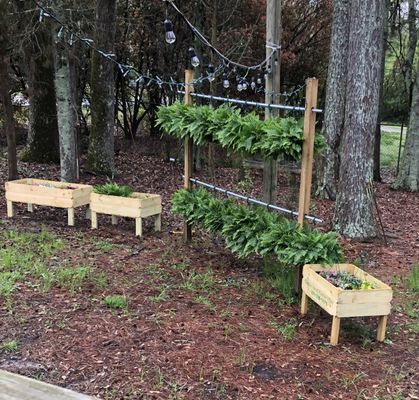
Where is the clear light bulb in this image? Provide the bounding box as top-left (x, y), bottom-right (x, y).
top-left (251, 78), bottom-right (256, 90)
top-left (164, 19), bottom-right (176, 44)
top-left (237, 83), bottom-right (243, 91)
top-left (257, 77), bottom-right (262, 85)
top-left (222, 74), bottom-right (230, 89)
top-left (242, 81), bottom-right (248, 90)
top-left (207, 64), bottom-right (215, 82)
top-left (188, 47), bottom-right (200, 68)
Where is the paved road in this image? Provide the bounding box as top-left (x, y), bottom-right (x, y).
top-left (381, 125), bottom-right (405, 134)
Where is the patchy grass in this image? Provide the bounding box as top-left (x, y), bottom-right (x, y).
top-left (103, 295), bottom-right (128, 310)
top-left (269, 319), bottom-right (297, 341)
top-left (380, 132), bottom-right (405, 168)
top-left (0, 339), bottom-right (18, 352)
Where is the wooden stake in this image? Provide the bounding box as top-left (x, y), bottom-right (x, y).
top-left (298, 78), bottom-right (318, 227)
top-left (184, 69), bottom-right (194, 242)
top-left (330, 316), bottom-right (341, 345)
top-left (377, 315), bottom-right (388, 342)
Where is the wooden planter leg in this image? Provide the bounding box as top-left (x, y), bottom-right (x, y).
top-left (377, 315), bottom-right (388, 342)
top-left (85, 207), bottom-right (91, 220)
top-left (301, 291), bottom-right (308, 315)
top-left (330, 316), bottom-right (341, 345)
top-left (7, 201), bottom-right (14, 217)
top-left (135, 217), bottom-right (142, 237)
top-left (154, 214), bottom-right (161, 232)
top-left (91, 211), bottom-right (98, 229)
top-left (67, 208), bottom-right (75, 226)
top-left (27, 204), bottom-right (34, 213)
top-left (111, 216), bottom-right (118, 225)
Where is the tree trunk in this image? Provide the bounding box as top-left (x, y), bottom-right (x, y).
top-left (0, 0), bottom-right (18, 180)
top-left (87, 0), bottom-right (117, 177)
top-left (373, 0), bottom-right (390, 182)
top-left (404, 0), bottom-right (417, 105)
top-left (22, 16), bottom-right (59, 163)
top-left (393, 56), bottom-right (419, 191)
top-left (53, 4), bottom-right (79, 182)
top-left (316, 0), bottom-right (350, 200)
top-left (334, 0), bottom-right (385, 239)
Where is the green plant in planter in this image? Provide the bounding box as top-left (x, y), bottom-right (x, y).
top-left (93, 182), bottom-right (134, 197)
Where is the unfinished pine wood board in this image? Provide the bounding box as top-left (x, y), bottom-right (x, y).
top-left (301, 263), bottom-right (393, 345)
top-left (90, 192), bottom-right (162, 237)
top-left (5, 179), bottom-right (92, 226)
top-left (0, 369), bottom-right (95, 400)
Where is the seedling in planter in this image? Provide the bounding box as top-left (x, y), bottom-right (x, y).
top-left (93, 182), bottom-right (134, 197)
top-left (319, 270), bottom-right (376, 290)
top-left (104, 294), bottom-right (128, 309)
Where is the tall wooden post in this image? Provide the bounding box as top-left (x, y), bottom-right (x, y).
top-left (262, 0), bottom-right (282, 204)
top-left (298, 78), bottom-right (318, 227)
top-left (184, 69), bottom-right (194, 242)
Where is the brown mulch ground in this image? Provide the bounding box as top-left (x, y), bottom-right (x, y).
top-left (0, 141), bottom-right (418, 400)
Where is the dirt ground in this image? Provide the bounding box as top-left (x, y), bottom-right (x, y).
top-left (0, 142), bottom-right (417, 400)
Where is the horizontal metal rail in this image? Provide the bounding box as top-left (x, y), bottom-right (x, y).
top-left (178, 91), bottom-right (323, 113)
top-left (189, 177), bottom-right (323, 223)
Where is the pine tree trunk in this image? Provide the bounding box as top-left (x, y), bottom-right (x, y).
top-left (87, 0), bottom-right (117, 177)
top-left (317, 0), bottom-right (350, 200)
top-left (334, 0), bottom-right (385, 239)
top-left (53, 3), bottom-right (79, 182)
top-left (0, 0), bottom-right (18, 180)
top-left (405, 0), bottom-right (417, 105)
top-left (22, 17), bottom-right (59, 163)
top-left (393, 56), bottom-right (419, 191)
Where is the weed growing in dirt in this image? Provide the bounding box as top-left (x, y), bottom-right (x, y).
top-left (180, 270), bottom-right (215, 292)
top-left (57, 265), bottom-right (91, 292)
top-left (94, 271), bottom-right (107, 289)
top-left (95, 240), bottom-right (115, 253)
top-left (195, 295), bottom-right (216, 311)
top-left (150, 285), bottom-right (170, 303)
top-left (0, 339), bottom-right (18, 352)
top-left (269, 319), bottom-right (297, 341)
top-left (409, 264), bottom-right (419, 292)
top-left (104, 295), bottom-right (128, 309)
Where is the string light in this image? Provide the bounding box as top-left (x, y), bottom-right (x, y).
top-left (188, 47), bottom-right (200, 68)
top-left (207, 64), bottom-right (215, 82)
top-left (164, 19), bottom-right (176, 44)
top-left (222, 73), bottom-right (230, 89)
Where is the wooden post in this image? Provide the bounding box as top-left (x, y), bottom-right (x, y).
top-left (6, 200), bottom-right (14, 218)
top-left (298, 78), bottom-right (318, 227)
top-left (330, 316), bottom-right (341, 345)
top-left (67, 208), bottom-right (75, 226)
top-left (184, 69), bottom-right (194, 242)
top-left (300, 291), bottom-right (308, 315)
top-left (262, 0), bottom-right (281, 204)
top-left (376, 315), bottom-right (388, 342)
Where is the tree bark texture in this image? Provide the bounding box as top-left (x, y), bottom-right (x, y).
top-left (53, 3), bottom-right (79, 182)
top-left (23, 18), bottom-right (60, 163)
top-left (317, 0), bottom-right (350, 200)
top-left (0, 0), bottom-right (18, 180)
top-left (393, 56), bottom-right (419, 191)
top-left (87, 0), bottom-right (117, 177)
top-left (334, 0), bottom-right (385, 239)
top-left (405, 0), bottom-right (418, 105)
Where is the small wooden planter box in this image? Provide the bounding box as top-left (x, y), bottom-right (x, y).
top-left (5, 178), bottom-right (92, 226)
top-left (301, 264), bottom-right (393, 345)
top-left (90, 192), bottom-right (162, 237)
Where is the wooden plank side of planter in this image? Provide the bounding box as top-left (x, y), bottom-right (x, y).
top-left (302, 267), bottom-right (339, 315)
top-left (139, 205), bottom-right (162, 218)
top-left (90, 202), bottom-right (141, 218)
top-left (336, 302), bottom-right (392, 318)
top-left (5, 191), bottom-right (74, 208)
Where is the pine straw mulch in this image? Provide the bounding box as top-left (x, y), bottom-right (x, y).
top-left (0, 142), bottom-right (417, 400)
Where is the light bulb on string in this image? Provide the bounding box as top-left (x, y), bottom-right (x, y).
top-left (257, 76), bottom-right (262, 85)
top-left (188, 47), bottom-right (200, 68)
top-left (251, 77), bottom-right (256, 90)
top-left (207, 64), bottom-right (215, 82)
top-left (222, 73), bottom-right (230, 89)
top-left (237, 82), bottom-right (243, 92)
top-left (164, 19), bottom-right (176, 44)
top-left (242, 80), bottom-right (248, 91)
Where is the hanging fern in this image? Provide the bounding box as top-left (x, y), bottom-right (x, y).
top-left (172, 188), bottom-right (343, 266)
top-left (156, 102), bottom-right (325, 160)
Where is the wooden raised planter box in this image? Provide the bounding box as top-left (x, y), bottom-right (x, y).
top-left (5, 178), bottom-right (92, 226)
top-left (301, 264), bottom-right (393, 345)
top-left (90, 192), bottom-right (162, 237)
